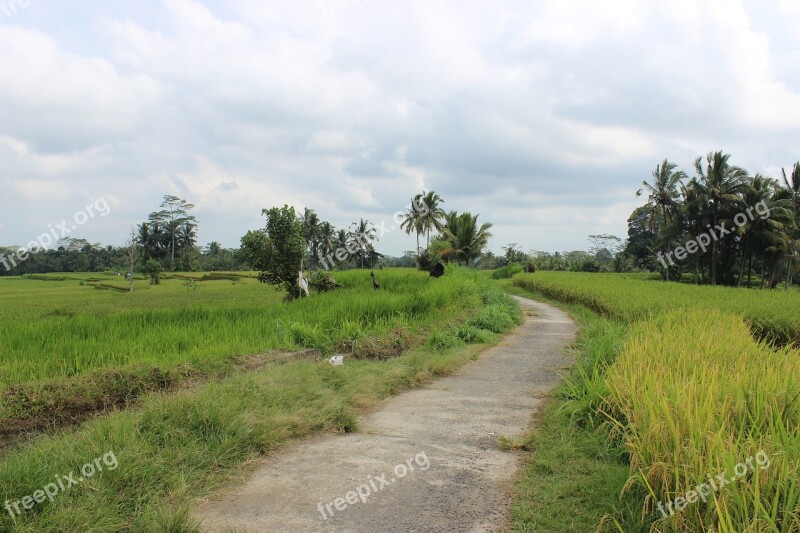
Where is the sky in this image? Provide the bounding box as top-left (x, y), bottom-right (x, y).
top-left (1, 0), bottom-right (800, 256)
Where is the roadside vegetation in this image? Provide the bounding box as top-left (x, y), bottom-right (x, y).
top-left (507, 273), bottom-right (800, 532)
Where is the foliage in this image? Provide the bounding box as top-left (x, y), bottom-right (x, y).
top-left (491, 263), bottom-right (523, 279)
top-left (140, 195), bottom-right (198, 271)
top-left (439, 211), bottom-right (493, 265)
top-left (307, 270), bottom-right (341, 294)
top-left (0, 268), bottom-right (495, 387)
top-left (606, 310), bottom-right (800, 531)
top-left (510, 273), bottom-right (800, 531)
top-left (143, 259), bottom-right (163, 285)
top-left (256, 205), bottom-right (307, 296)
top-left (631, 152), bottom-right (798, 286)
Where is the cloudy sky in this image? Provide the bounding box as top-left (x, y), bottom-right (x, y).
top-left (2, 0), bottom-right (800, 256)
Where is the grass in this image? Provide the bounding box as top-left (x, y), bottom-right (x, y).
top-left (506, 274), bottom-right (800, 532)
top-left (0, 271), bottom-right (522, 532)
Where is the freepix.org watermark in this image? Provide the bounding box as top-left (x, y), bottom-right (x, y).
top-left (0, 197), bottom-right (111, 272)
top-left (0, 0), bottom-right (30, 18)
top-left (656, 450), bottom-right (770, 519)
top-left (5, 450), bottom-right (118, 518)
top-left (657, 200), bottom-right (770, 269)
top-left (317, 451), bottom-right (430, 520)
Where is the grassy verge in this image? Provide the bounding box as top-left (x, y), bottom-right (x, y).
top-left (0, 276), bottom-right (521, 532)
top-left (503, 280), bottom-right (644, 531)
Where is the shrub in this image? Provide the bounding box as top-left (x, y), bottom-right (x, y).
top-left (492, 263), bottom-right (523, 279)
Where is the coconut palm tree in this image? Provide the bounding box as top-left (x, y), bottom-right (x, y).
top-left (637, 159), bottom-right (686, 281)
top-left (299, 208), bottom-right (321, 265)
top-left (205, 241), bottom-right (222, 256)
top-left (441, 211), bottom-right (493, 265)
top-left (176, 221), bottom-right (197, 250)
top-left (317, 221), bottom-right (336, 263)
top-left (349, 219), bottom-right (377, 268)
top-left (400, 196), bottom-right (425, 256)
top-left (417, 191), bottom-right (446, 250)
top-left (693, 151), bottom-right (749, 285)
top-left (781, 162), bottom-right (800, 288)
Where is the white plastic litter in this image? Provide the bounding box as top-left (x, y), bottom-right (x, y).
top-left (329, 355), bottom-right (344, 366)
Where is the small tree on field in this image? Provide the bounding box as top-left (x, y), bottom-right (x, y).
top-left (144, 259), bottom-right (163, 285)
top-left (249, 205), bottom-right (306, 297)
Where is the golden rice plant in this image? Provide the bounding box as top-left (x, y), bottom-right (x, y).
top-left (603, 309), bottom-right (800, 531)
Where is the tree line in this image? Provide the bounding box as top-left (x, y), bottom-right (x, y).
top-left (626, 152), bottom-right (798, 287)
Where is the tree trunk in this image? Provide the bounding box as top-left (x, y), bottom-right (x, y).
top-left (786, 258), bottom-right (792, 291)
top-left (737, 235), bottom-right (748, 288)
top-left (662, 205), bottom-right (670, 282)
top-left (747, 253), bottom-right (754, 289)
top-left (711, 210), bottom-right (717, 286)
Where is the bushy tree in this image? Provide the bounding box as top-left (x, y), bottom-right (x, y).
top-left (250, 205), bottom-right (307, 297)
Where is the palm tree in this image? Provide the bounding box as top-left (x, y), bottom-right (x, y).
top-left (442, 211), bottom-right (493, 265)
top-left (781, 163), bottom-right (800, 288)
top-left (400, 196), bottom-right (425, 256)
top-left (636, 159), bottom-right (685, 281)
top-left (317, 221), bottom-right (336, 263)
top-left (693, 151), bottom-right (748, 285)
top-left (349, 219), bottom-right (377, 268)
top-left (738, 175), bottom-right (773, 287)
top-left (176, 222), bottom-right (197, 250)
top-left (299, 208), bottom-right (321, 265)
top-left (205, 241), bottom-right (222, 256)
top-left (417, 191), bottom-right (446, 250)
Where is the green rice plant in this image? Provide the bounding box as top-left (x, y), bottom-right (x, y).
top-left (0, 278), bottom-right (523, 532)
top-left (453, 324), bottom-right (495, 344)
top-left (0, 269), bottom-right (484, 387)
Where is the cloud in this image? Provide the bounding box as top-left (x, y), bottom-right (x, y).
top-left (1, 0), bottom-right (799, 255)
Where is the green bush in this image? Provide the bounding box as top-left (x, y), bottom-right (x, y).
top-left (492, 263), bottom-right (523, 279)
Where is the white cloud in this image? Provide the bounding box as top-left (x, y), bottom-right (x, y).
top-left (1, 0), bottom-right (799, 253)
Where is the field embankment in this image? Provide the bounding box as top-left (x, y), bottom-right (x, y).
top-left (508, 273), bottom-right (800, 532)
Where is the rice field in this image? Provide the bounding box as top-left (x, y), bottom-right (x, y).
top-left (0, 269), bottom-right (481, 387)
top-left (511, 272), bottom-right (800, 532)
top-left (512, 271), bottom-right (800, 345)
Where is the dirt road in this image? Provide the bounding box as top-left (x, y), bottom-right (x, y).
top-left (196, 295), bottom-right (576, 532)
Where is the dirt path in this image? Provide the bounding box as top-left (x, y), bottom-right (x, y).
top-left (195, 296), bottom-right (576, 533)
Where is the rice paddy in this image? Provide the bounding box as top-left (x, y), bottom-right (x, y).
top-left (510, 272), bottom-right (800, 532)
top-left (0, 269), bottom-right (482, 387)
top-left (0, 267), bottom-right (524, 531)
